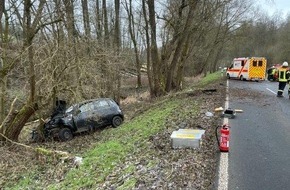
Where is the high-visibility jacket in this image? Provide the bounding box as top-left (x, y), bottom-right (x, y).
top-left (278, 67), bottom-right (288, 82)
top-left (271, 68), bottom-right (276, 75)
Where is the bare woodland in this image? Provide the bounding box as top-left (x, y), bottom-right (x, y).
top-left (0, 0), bottom-right (290, 141)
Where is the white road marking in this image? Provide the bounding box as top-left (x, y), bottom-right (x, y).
top-left (217, 82), bottom-right (277, 189)
top-left (218, 153), bottom-right (229, 190)
top-left (217, 80), bottom-right (229, 190)
top-left (266, 88), bottom-right (276, 95)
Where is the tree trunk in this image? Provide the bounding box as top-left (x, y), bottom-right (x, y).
top-left (0, 0), bottom-right (4, 42)
top-left (24, 0), bottom-right (45, 102)
top-left (114, 0), bottom-right (121, 104)
top-left (114, 0), bottom-right (120, 49)
top-left (147, 0), bottom-right (164, 97)
top-left (63, 0), bottom-right (81, 89)
top-left (0, 0), bottom-right (6, 123)
top-left (124, 0), bottom-right (142, 88)
top-left (0, 98), bottom-right (18, 141)
top-left (95, 0), bottom-right (102, 40)
top-left (23, 0), bottom-right (35, 102)
top-left (63, 0), bottom-right (78, 43)
top-left (0, 16), bottom-right (15, 124)
top-left (81, 0), bottom-right (91, 54)
top-left (165, 1), bottom-right (198, 92)
top-left (0, 68), bottom-right (5, 124)
top-left (81, 0), bottom-right (91, 39)
top-left (51, 0), bottom-right (65, 104)
top-left (103, 0), bottom-right (109, 47)
top-left (142, 0), bottom-right (153, 97)
top-left (3, 102), bottom-right (38, 141)
top-left (175, 38), bottom-right (190, 91)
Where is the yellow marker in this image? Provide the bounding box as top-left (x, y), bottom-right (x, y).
top-left (175, 134), bottom-right (197, 139)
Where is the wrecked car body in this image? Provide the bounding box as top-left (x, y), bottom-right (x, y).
top-left (32, 98), bottom-right (124, 142)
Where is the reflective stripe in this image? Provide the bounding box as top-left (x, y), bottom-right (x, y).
top-left (271, 69), bottom-right (276, 75)
top-left (279, 68), bottom-right (288, 82)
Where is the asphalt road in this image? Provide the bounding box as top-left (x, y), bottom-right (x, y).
top-left (228, 79), bottom-right (290, 190)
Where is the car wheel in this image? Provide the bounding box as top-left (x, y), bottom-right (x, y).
top-left (112, 116), bottom-right (123, 128)
top-left (87, 125), bottom-right (94, 133)
top-left (58, 127), bottom-right (73, 141)
top-left (240, 75), bottom-right (244, 81)
top-left (227, 74), bottom-right (230, 79)
top-left (31, 130), bottom-right (40, 142)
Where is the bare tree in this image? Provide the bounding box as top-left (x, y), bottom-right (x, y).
top-left (0, 0), bottom-right (6, 124)
top-left (0, 0), bottom-right (47, 141)
top-left (103, 0), bottom-right (109, 46)
top-left (114, 0), bottom-right (121, 49)
top-left (63, 0), bottom-right (78, 43)
top-left (95, 0), bottom-right (102, 40)
top-left (142, 0), bottom-right (153, 96)
top-left (147, 0), bottom-right (164, 97)
top-left (0, 0), bottom-right (63, 141)
top-left (0, 0), bottom-right (4, 41)
top-left (114, 0), bottom-right (121, 103)
top-left (81, 0), bottom-right (91, 39)
top-left (164, 0), bottom-right (199, 92)
top-left (124, 0), bottom-right (142, 88)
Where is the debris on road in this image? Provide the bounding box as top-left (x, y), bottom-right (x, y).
top-left (205, 111), bottom-right (214, 117)
top-left (222, 108), bottom-right (236, 118)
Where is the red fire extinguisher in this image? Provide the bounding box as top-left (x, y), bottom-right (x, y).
top-left (216, 124), bottom-right (230, 152)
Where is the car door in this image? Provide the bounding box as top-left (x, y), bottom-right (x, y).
top-left (92, 100), bottom-right (112, 126)
top-left (74, 101), bottom-right (96, 129)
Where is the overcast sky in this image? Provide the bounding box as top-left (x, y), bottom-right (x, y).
top-left (257, 0), bottom-right (290, 18)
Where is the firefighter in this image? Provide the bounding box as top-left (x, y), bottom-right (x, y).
top-left (277, 61), bottom-right (289, 97)
top-left (267, 66), bottom-right (276, 81)
top-left (287, 69), bottom-right (290, 99)
top-left (272, 67), bottom-right (278, 81)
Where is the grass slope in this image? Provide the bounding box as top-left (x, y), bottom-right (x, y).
top-left (5, 72), bottom-right (223, 190)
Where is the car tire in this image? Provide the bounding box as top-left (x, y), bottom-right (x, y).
top-left (31, 130), bottom-right (40, 142)
top-left (240, 75), bottom-right (244, 81)
top-left (58, 127), bottom-right (73, 141)
top-left (227, 74), bottom-right (230, 79)
top-left (112, 116), bottom-right (123, 128)
top-left (87, 125), bottom-right (94, 133)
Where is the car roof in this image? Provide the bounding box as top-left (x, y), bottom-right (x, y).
top-left (76, 98), bottom-right (114, 105)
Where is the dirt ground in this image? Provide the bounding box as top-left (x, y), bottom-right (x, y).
top-left (0, 76), bottom-right (227, 189)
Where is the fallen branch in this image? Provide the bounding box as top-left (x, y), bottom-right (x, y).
top-left (0, 132), bottom-right (71, 159)
top-left (0, 132), bottom-right (32, 149)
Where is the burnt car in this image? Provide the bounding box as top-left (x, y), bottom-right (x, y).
top-left (33, 98), bottom-right (124, 141)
